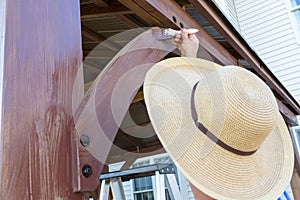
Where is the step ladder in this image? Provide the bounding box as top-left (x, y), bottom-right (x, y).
top-left (98, 164), bottom-right (182, 200)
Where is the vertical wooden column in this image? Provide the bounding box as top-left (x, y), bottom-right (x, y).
top-left (0, 0), bottom-right (84, 199)
top-left (291, 168), bottom-right (300, 200)
top-left (190, 183), bottom-right (214, 200)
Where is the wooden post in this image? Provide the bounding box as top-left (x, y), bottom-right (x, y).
top-left (190, 183), bottom-right (214, 200)
top-left (0, 0), bottom-right (84, 199)
top-left (291, 168), bottom-right (300, 200)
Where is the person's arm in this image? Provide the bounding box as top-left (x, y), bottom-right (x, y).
top-left (172, 28), bottom-right (199, 57)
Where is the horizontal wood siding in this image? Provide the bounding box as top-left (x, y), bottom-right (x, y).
top-left (123, 181), bottom-right (132, 200)
top-left (234, 0), bottom-right (300, 105)
top-left (225, 0), bottom-right (241, 32)
top-left (212, 0), bottom-right (241, 32)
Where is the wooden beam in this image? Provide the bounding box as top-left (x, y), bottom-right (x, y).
top-left (131, 0), bottom-right (178, 28)
top-left (189, 0), bottom-right (300, 117)
top-left (74, 28), bottom-right (175, 191)
top-left (291, 167), bottom-right (300, 200)
top-left (118, 0), bottom-right (164, 27)
top-left (277, 99), bottom-right (298, 126)
top-left (107, 145), bottom-right (165, 165)
top-left (82, 25), bottom-right (106, 42)
top-left (142, 0), bottom-right (237, 65)
top-left (90, 0), bottom-right (109, 7)
top-left (0, 0), bottom-right (84, 199)
top-left (121, 156), bottom-right (138, 170)
top-left (132, 91), bottom-right (144, 103)
top-left (81, 2), bottom-right (133, 19)
top-left (84, 81), bottom-right (94, 92)
top-left (81, 26), bottom-right (121, 52)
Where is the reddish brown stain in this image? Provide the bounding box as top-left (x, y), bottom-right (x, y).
top-left (0, 0), bottom-right (84, 199)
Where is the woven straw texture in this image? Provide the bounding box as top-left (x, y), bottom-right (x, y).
top-left (143, 57), bottom-right (294, 200)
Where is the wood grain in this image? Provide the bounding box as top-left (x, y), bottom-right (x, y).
top-left (0, 0), bottom-right (84, 199)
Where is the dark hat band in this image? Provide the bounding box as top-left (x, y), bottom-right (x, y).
top-left (190, 81), bottom-right (257, 156)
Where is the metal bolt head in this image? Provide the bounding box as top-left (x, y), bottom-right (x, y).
top-left (172, 16), bottom-right (177, 23)
top-left (82, 165), bottom-right (93, 178)
top-left (179, 22), bottom-right (184, 28)
top-left (80, 134), bottom-right (90, 147)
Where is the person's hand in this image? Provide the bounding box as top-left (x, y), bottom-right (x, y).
top-left (172, 29), bottom-right (200, 58)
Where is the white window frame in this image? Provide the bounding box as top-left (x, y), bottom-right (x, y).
top-left (286, 0), bottom-right (300, 43)
top-left (291, 126), bottom-right (300, 165)
top-left (132, 175), bottom-right (155, 200)
top-left (291, 4), bottom-right (300, 12)
top-left (133, 189), bottom-right (155, 200)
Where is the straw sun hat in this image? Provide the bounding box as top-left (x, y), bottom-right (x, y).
top-left (143, 57), bottom-right (294, 200)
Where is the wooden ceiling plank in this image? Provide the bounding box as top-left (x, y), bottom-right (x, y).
top-left (81, 3), bottom-right (133, 19)
top-left (121, 122), bottom-right (151, 135)
top-left (144, 0), bottom-right (237, 65)
top-left (90, 0), bottom-right (109, 7)
top-left (83, 49), bottom-right (116, 58)
top-left (91, 0), bottom-right (142, 28)
top-left (82, 25), bottom-right (106, 42)
top-left (189, 0), bottom-right (300, 118)
top-left (115, 14), bottom-right (140, 28)
top-left (81, 26), bottom-right (121, 52)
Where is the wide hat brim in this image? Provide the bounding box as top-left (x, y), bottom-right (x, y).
top-left (143, 57), bottom-right (294, 200)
